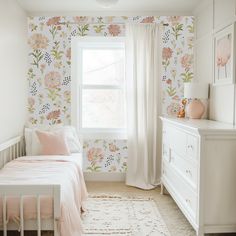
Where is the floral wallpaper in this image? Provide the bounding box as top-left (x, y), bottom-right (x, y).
top-left (27, 16), bottom-right (194, 172)
top-left (83, 140), bottom-right (127, 172)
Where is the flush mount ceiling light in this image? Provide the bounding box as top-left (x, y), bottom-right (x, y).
top-left (96, 0), bottom-right (119, 8)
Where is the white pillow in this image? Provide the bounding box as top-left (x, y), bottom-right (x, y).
top-left (62, 126), bottom-right (83, 153)
top-left (25, 126), bottom-right (49, 155)
top-left (24, 126), bottom-right (82, 156)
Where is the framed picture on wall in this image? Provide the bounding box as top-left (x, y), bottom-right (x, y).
top-left (213, 23), bottom-right (236, 85)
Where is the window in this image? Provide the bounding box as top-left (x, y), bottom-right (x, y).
top-left (72, 37), bottom-right (126, 137)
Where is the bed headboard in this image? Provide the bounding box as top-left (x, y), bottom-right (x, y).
top-left (0, 136), bottom-right (25, 168)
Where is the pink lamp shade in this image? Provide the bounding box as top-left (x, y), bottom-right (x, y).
top-left (184, 83), bottom-right (209, 119)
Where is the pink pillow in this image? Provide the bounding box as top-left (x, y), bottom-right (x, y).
top-left (36, 130), bottom-right (70, 155)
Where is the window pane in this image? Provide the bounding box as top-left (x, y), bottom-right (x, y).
top-left (82, 89), bottom-right (126, 129)
top-left (82, 49), bottom-right (124, 86)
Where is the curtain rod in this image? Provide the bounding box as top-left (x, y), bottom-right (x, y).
top-left (58, 21), bottom-right (169, 26)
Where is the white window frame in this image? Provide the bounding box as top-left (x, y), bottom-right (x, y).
top-left (71, 37), bottom-right (126, 139)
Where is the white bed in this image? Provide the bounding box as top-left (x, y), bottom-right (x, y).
top-left (0, 136), bottom-right (87, 236)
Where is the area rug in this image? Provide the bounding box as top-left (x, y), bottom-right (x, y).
top-left (82, 195), bottom-right (171, 236)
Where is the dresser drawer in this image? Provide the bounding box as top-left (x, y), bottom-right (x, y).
top-left (163, 161), bottom-right (197, 219)
top-left (163, 124), bottom-right (199, 160)
top-left (170, 151), bottom-right (198, 190)
top-left (167, 127), bottom-right (187, 156)
top-left (186, 134), bottom-right (198, 159)
top-left (162, 143), bottom-right (170, 162)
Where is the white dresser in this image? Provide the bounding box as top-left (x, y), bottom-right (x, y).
top-left (160, 116), bottom-right (236, 236)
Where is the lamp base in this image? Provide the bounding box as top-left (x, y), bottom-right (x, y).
top-left (186, 99), bottom-right (205, 119)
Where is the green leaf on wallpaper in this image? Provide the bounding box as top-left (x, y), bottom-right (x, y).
top-left (62, 106), bottom-right (68, 114)
top-left (51, 49), bottom-right (63, 61)
top-left (47, 88), bottom-right (61, 101)
top-left (51, 41), bottom-right (64, 60)
top-left (166, 86), bottom-right (176, 97)
top-left (181, 71), bottom-right (193, 82)
top-left (28, 106), bottom-right (35, 113)
top-left (93, 24), bottom-right (106, 33)
top-left (51, 49), bottom-right (64, 60)
top-left (187, 24), bottom-right (194, 34)
top-left (162, 59), bottom-right (170, 71)
top-left (29, 49), bottom-right (43, 68)
top-left (172, 23), bottom-right (183, 40)
top-left (97, 17), bottom-right (104, 23)
top-left (87, 166), bottom-right (101, 172)
top-left (30, 24), bottom-right (38, 32)
top-left (49, 26), bottom-right (58, 40)
top-left (77, 24), bottom-right (89, 36)
top-left (28, 68), bottom-right (36, 80)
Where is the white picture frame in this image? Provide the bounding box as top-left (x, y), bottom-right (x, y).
top-left (213, 23), bottom-right (236, 85)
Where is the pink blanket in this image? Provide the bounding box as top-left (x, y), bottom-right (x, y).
top-left (0, 155), bottom-right (88, 236)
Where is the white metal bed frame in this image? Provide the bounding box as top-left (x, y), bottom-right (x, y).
top-left (0, 136), bottom-right (61, 236)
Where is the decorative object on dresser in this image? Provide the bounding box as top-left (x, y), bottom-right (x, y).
top-left (213, 23), bottom-right (236, 85)
top-left (160, 116), bottom-right (236, 236)
top-left (184, 82), bottom-right (209, 119)
top-left (177, 98), bottom-right (187, 118)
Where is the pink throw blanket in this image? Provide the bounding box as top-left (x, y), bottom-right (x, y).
top-left (0, 155), bottom-right (88, 236)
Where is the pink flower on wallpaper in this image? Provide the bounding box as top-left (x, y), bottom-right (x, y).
top-left (73, 16), bottom-right (89, 24)
top-left (66, 48), bottom-right (71, 60)
top-left (46, 110), bottom-right (61, 121)
top-left (109, 166), bottom-right (117, 172)
top-left (108, 24), bottom-right (121, 36)
top-left (166, 79), bottom-right (172, 85)
top-left (168, 16), bottom-right (183, 26)
top-left (44, 71), bottom-right (61, 89)
top-left (167, 102), bottom-right (180, 116)
top-left (46, 17), bottom-right (61, 26)
top-left (40, 64), bottom-right (46, 70)
top-left (181, 54), bottom-right (193, 70)
top-left (64, 90), bottom-right (71, 103)
top-left (141, 16), bottom-right (155, 23)
top-left (87, 148), bottom-right (104, 163)
top-left (109, 143), bottom-right (119, 152)
top-left (172, 95), bottom-right (180, 100)
top-left (162, 47), bottom-right (173, 60)
top-left (64, 90), bottom-right (70, 99)
top-left (28, 33), bottom-right (49, 50)
top-left (28, 97), bottom-right (35, 107)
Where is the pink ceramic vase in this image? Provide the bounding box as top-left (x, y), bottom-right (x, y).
top-left (187, 99), bottom-right (205, 119)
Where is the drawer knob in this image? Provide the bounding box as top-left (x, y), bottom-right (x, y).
top-left (185, 199), bottom-right (191, 204)
top-left (185, 170), bottom-right (192, 176)
top-left (187, 145), bottom-right (194, 150)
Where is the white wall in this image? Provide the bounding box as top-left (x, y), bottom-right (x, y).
top-left (0, 0), bottom-right (28, 143)
top-left (194, 0), bottom-right (236, 124)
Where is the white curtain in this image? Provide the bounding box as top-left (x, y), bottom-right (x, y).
top-left (125, 23), bottom-right (161, 190)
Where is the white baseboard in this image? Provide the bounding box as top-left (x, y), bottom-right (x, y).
top-left (84, 172), bottom-right (126, 182)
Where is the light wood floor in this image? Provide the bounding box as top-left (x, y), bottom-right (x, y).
top-left (86, 181), bottom-right (236, 236)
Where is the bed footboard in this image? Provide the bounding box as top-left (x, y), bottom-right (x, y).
top-left (0, 136), bottom-right (25, 168)
top-left (0, 136), bottom-right (61, 236)
top-left (0, 184), bottom-right (61, 236)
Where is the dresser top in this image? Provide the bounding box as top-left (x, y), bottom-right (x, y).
top-left (160, 116), bottom-right (236, 134)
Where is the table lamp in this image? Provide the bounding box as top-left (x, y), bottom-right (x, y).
top-left (184, 83), bottom-right (209, 119)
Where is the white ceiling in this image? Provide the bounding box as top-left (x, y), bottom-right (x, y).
top-left (16, 0), bottom-right (199, 15)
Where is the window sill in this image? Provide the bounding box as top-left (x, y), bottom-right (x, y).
top-left (79, 131), bottom-right (127, 140)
